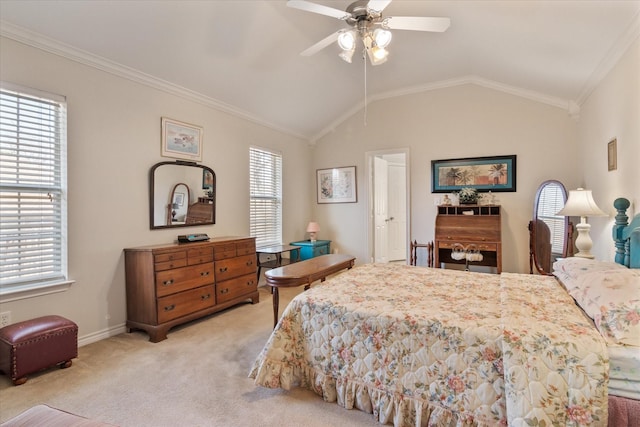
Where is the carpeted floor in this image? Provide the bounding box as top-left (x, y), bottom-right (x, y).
top-left (0, 285), bottom-right (377, 426)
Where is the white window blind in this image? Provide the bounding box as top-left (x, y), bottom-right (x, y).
top-left (537, 185), bottom-right (566, 255)
top-left (0, 83), bottom-right (67, 291)
top-left (249, 147), bottom-right (282, 248)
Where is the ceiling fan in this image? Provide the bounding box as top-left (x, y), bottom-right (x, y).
top-left (287, 0), bottom-right (451, 65)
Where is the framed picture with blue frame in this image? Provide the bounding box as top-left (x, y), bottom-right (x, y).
top-left (431, 155), bottom-right (517, 193)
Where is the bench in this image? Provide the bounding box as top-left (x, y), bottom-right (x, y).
top-left (265, 253), bottom-right (355, 327)
top-left (0, 315), bottom-right (77, 385)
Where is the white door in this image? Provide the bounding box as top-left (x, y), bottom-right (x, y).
top-left (374, 156), bottom-right (389, 263)
top-left (387, 162), bottom-right (407, 261)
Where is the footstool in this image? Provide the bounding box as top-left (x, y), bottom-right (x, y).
top-left (0, 315), bottom-right (78, 385)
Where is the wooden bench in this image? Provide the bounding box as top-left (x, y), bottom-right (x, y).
top-left (265, 254), bottom-right (355, 327)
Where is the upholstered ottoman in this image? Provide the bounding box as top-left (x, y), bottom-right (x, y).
top-left (0, 315), bottom-right (78, 385)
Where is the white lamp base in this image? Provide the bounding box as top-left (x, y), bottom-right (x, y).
top-left (573, 219), bottom-right (595, 259)
top-left (309, 232), bottom-right (317, 242)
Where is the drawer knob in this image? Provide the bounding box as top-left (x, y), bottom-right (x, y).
top-left (246, 280), bottom-right (254, 286)
top-left (219, 267), bottom-right (228, 273)
top-left (162, 279), bottom-right (174, 286)
top-left (200, 271), bottom-right (210, 277)
top-left (164, 304), bottom-right (175, 312)
top-left (220, 288), bottom-right (229, 294)
top-left (246, 260), bottom-right (253, 266)
top-left (201, 294), bottom-right (211, 300)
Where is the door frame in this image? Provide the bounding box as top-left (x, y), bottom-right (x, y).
top-left (365, 148), bottom-right (411, 263)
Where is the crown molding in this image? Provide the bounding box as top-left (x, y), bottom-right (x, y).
top-left (311, 75), bottom-right (577, 142)
top-left (0, 21), bottom-right (307, 141)
top-left (576, 11), bottom-right (640, 106)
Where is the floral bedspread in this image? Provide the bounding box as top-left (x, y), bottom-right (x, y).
top-left (249, 264), bottom-right (609, 426)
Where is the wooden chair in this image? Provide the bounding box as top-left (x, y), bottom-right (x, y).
top-left (410, 240), bottom-right (434, 267)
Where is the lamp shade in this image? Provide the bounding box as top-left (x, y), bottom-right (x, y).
top-left (556, 188), bottom-right (606, 217)
top-left (306, 222), bottom-right (320, 233)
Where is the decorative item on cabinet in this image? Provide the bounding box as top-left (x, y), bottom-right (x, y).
top-left (289, 240), bottom-right (331, 261)
top-left (306, 222), bottom-right (320, 242)
top-left (124, 236), bottom-right (258, 342)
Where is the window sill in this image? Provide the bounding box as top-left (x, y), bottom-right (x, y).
top-left (0, 279), bottom-right (76, 303)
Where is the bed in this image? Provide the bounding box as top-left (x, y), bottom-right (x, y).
top-left (250, 198), bottom-right (639, 426)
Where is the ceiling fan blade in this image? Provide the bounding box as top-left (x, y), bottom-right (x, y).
top-left (300, 30), bottom-right (343, 56)
top-left (367, 0), bottom-right (392, 14)
top-left (287, 0), bottom-right (350, 20)
top-left (383, 16), bottom-right (451, 32)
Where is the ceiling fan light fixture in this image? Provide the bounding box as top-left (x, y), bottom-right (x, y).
top-left (373, 28), bottom-right (392, 48)
top-left (339, 48), bottom-right (355, 63)
top-left (371, 46), bottom-right (388, 61)
top-left (337, 30), bottom-right (356, 51)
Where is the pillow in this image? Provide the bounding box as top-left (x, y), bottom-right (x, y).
top-left (554, 258), bottom-right (640, 346)
top-left (552, 257), bottom-right (625, 289)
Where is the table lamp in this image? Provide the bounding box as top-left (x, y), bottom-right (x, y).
top-left (306, 222), bottom-right (320, 242)
top-left (556, 188), bottom-right (606, 258)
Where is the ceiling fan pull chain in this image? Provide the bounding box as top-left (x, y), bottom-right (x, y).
top-left (363, 48), bottom-right (368, 127)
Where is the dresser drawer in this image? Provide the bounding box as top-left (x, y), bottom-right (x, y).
top-left (216, 273), bottom-right (257, 304)
top-left (312, 244), bottom-right (330, 257)
top-left (154, 250), bottom-right (187, 271)
top-left (187, 247), bottom-right (213, 265)
top-left (438, 241), bottom-right (497, 252)
top-left (236, 240), bottom-right (256, 256)
top-left (214, 254), bottom-right (256, 282)
top-left (155, 264), bottom-right (215, 298)
top-left (157, 285), bottom-right (215, 323)
top-left (214, 243), bottom-right (237, 260)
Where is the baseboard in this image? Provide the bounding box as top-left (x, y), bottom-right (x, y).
top-left (78, 323), bottom-right (127, 347)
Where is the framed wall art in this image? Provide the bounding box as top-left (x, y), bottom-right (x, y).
top-left (172, 192), bottom-right (185, 207)
top-left (608, 138), bottom-right (617, 171)
top-left (161, 117), bottom-right (203, 162)
top-left (202, 169), bottom-right (214, 189)
top-left (317, 166), bottom-right (357, 204)
top-left (431, 155), bottom-right (517, 193)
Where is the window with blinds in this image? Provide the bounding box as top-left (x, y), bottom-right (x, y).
top-left (0, 83), bottom-right (68, 292)
top-left (537, 184), bottom-right (566, 255)
top-left (249, 147), bottom-right (282, 248)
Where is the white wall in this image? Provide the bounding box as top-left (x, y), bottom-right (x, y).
top-left (578, 37), bottom-right (640, 261)
top-left (0, 37), bottom-right (312, 343)
top-left (313, 84), bottom-right (582, 273)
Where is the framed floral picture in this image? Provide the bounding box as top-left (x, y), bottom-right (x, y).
top-left (431, 155), bottom-right (517, 193)
top-left (317, 166), bottom-right (357, 204)
top-left (161, 117), bottom-right (203, 162)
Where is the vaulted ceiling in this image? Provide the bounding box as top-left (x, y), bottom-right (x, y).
top-left (1, 1), bottom-right (639, 141)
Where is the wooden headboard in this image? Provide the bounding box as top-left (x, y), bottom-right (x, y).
top-left (613, 197), bottom-right (640, 268)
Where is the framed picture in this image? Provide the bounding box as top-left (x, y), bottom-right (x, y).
top-left (608, 138), bottom-right (617, 171)
top-left (161, 117), bottom-right (203, 162)
top-left (172, 192), bottom-right (185, 207)
top-left (202, 169), bottom-right (214, 189)
top-left (431, 155), bottom-right (517, 193)
top-left (317, 166), bottom-right (357, 204)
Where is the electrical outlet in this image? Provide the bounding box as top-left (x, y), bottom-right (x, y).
top-left (0, 311), bottom-right (11, 327)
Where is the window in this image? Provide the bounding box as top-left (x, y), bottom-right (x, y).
top-left (0, 82), bottom-right (68, 296)
top-left (537, 183), bottom-right (566, 255)
top-left (249, 147), bottom-right (282, 248)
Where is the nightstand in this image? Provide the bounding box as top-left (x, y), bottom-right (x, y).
top-left (289, 240), bottom-right (331, 260)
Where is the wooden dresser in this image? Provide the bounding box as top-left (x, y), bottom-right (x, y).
top-left (124, 236), bottom-right (258, 342)
top-left (434, 205), bottom-right (502, 273)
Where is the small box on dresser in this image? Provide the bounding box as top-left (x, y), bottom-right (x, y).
top-left (124, 236), bottom-right (258, 342)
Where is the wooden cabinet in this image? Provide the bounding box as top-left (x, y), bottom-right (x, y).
top-left (434, 205), bottom-right (502, 273)
top-left (289, 240), bottom-right (331, 261)
top-left (124, 236), bottom-right (258, 342)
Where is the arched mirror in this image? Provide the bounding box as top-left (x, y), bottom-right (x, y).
top-left (150, 161), bottom-right (215, 229)
top-left (529, 180), bottom-right (573, 274)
